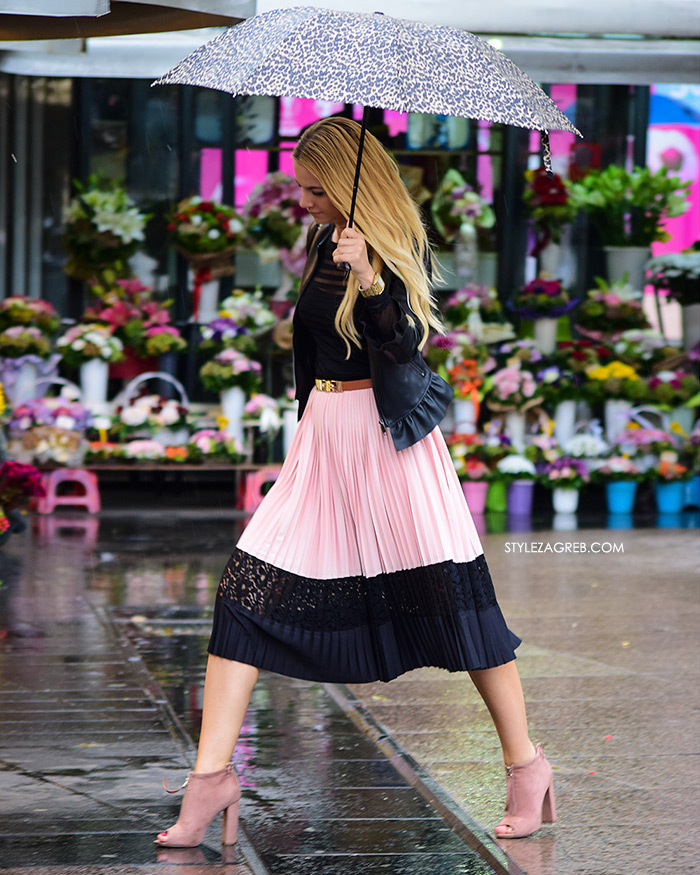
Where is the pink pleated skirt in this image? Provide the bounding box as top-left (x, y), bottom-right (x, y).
top-left (209, 387), bottom-right (520, 682)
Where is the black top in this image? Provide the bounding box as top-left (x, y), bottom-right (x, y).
top-left (295, 234), bottom-right (372, 381)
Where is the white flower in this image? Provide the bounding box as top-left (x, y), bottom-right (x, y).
top-left (55, 415), bottom-right (76, 430)
top-left (116, 209), bottom-right (145, 243)
top-left (497, 455), bottom-right (537, 475)
top-left (157, 403), bottom-right (180, 426)
top-left (207, 228), bottom-right (221, 239)
top-left (72, 339), bottom-right (86, 351)
top-left (228, 218), bottom-right (243, 234)
top-left (191, 214), bottom-right (203, 226)
top-left (564, 434), bottom-right (609, 457)
top-left (121, 407), bottom-right (149, 427)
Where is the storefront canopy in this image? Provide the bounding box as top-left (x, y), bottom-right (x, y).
top-left (0, 0), bottom-right (254, 40)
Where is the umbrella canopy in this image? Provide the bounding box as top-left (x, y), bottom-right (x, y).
top-left (0, 1), bottom-right (252, 40)
top-left (154, 6), bottom-right (581, 229)
top-left (154, 6), bottom-right (581, 137)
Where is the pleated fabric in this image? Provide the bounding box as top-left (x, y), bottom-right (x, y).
top-left (208, 387), bottom-right (520, 682)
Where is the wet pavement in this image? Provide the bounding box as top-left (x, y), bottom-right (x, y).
top-left (0, 507), bottom-right (699, 874)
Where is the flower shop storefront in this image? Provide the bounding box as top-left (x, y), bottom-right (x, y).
top-left (0, 59), bottom-right (698, 533)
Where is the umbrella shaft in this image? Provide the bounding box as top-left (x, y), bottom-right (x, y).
top-left (348, 105), bottom-right (370, 228)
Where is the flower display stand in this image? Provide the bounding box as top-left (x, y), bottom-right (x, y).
top-left (461, 480), bottom-right (488, 514)
top-left (605, 481), bottom-right (638, 514)
top-left (37, 469), bottom-right (101, 514)
top-left (552, 487), bottom-right (579, 514)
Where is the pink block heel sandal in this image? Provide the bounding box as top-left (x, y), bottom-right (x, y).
top-left (495, 743), bottom-right (557, 839)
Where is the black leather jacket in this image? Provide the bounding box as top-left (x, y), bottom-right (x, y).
top-left (293, 224), bottom-right (452, 451)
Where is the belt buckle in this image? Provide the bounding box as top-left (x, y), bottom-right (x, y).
top-left (316, 378), bottom-right (343, 393)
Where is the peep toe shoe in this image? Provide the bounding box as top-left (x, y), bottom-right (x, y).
top-left (495, 743), bottom-right (557, 839)
top-left (155, 763), bottom-right (241, 847)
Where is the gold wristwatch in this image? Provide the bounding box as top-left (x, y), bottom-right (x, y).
top-left (358, 272), bottom-right (386, 298)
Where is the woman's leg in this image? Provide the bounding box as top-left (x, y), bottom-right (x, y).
top-left (468, 660), bottom-right (535, 766)
top-left (194, 655), bottom-right (259, 773)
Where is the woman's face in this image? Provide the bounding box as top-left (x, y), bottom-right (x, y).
top-left (293, 159), bottom-right (346, 227)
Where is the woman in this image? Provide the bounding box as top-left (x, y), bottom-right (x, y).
top-left (155, 117), bottom-right (556, 848)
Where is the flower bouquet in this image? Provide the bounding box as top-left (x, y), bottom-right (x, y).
top-left (0, 297), bottom-right (60, 335)
top-left (592, 456), bottom-right (645, 483)
top-left (199, 348), bottom-right (262, 395)
top-left (243, 394), bottom-right (282, 432)
top-left (553, 339), bottom-right (611, 374)
top-left (113, 394), bottom-right (189, 445)
top-left (122, 439), bottom-right (167, 462)
top-left (646, 370), bottom-right (700, 409)
top-left (576, 278), bottom-right (649, 339)
top-left (186, 429), bottom-right (245, 463)
top-left (584, 361), bottom-right (648, 404)
top-left (647, 245), bottom-right (700, 307)
top-left (652, 454), bottom-right (691, 481)
top-left (523, 430), bottom-right (561, 468)
top-left (0, 460), bottom-right (45, 540)
top-left (84, 278), bottom-right (177, 358)
top-left (0, 326), bottom-right (51, 359)
top-left (199, 317), bottom-right (256, 356)
top-left (218, 290), bottom-right (277, 337)
top-left (9, 425), bottom-right (87, 466)
top-left (487, 364), bottom-right (542, 413)
top-left (169, 196), bottom-right (245, 269)
top-left (568, 165), bottom-right (691, 247)
top-left (447, 358), bottom-right (485, 416)
top-left (523, 167), bottom-right (577, 256)
top-left (495, 339), bottom-right (545, 372)
top-left (143, 326), bottom-right (187, 357)
top-left (536, 365), bottom-right (583, 406)
top-left (243, 172), bottom-right (310, 253)
top-left (542, 456), bottom-right (589, 491)
top-left (431, 169), bottom-right (495, 245)
top-left (610, 331), bottom-right (679, 373)
top-left (616, 426), bottom-right (679, 461)
top-left (9, 395), bottom-right (93, 435)
top-left (496, 454), bottom-right (537, 483)
top-left (447, 435), bottom-right (501, 478)
top-left (63, 176), bottom-right (147, 279)
top-left (56, 324), bottom-right (124, 369)
top-left (509, 277), bottom-right (576, 320)
top-left (562, 432), bottom-right (610, 461)
top-left (443, 284), bottom-right (505, 327)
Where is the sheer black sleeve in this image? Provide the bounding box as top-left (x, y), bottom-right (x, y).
top-left (359, 270), bottom-right (422, 364)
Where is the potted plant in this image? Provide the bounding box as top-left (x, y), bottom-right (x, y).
top-left (0, 460), bottom-right (45, 545)
top-left (522, 166), bottom-right (577, 271)
top-left (218, 290), bottom-right (277, 338)
top-left (646, 370), bottom-right (700, 434)
top-left (542, 456), bottom-right (589, 514)
top-left (496, 454), bottom-right (538, 516)
top-left (487, 363), bottom-right (542, 450)
top-left (446, 358), bottom-right (487, 434)
top-left (568, 165), bottom-right (691, 288)
top-left (200, 348), bottom-right (262, 443)
top-left (186, 428), bottom-right (245, 464)
top-left (650, 453), bottom-right (692, 514)
top-left (584, 360), bottom-right (648, 443)
top-left (592, 455), bottom-right (646, 514)
top-left (114, 394), bottom-right (190, 447)
top-left (576, 278), bottom-right (650, 341)
top-left (509, 277), bottom-right (577, 354)
top-left (447, 435), bottom-right (497, 514)
top-left (56, 324), bottom-right (124, 409)
top-left (7, 394), bottom-right (93, 467)
top-left (199, 317), bottom-right (257, 357)
top-left (0, 325), bottom-right (58, 406)
top-left (536, 364), bottom-right (584, 445)
top-left (169, 196), bottom-right (246, 322)
top-left (647, 244), bottom-right (700, 351)
top-left (63, 176), bottom-right (148, 281)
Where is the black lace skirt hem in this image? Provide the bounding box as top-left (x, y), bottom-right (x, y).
top-left (208, 598), bottom-right (521, 684)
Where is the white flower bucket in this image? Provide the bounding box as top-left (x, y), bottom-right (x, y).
top-left (552, 487), bottom-right (580, 514)
top-left (80, 358), bottom-right (109, 410)
top-left (538, 242), bottom-right (561, 277)
top-left (220, 385), bottom-right (246, 443)
top-left (604, 399), bottom-right (632, 444)
top-left (12, 359), bottom-right (40, 405)
top-left (452, 398), bottom-right (477, 434)
top-left (554, 400), bottom-right (577, 446)
top-left (533, 318), bottom-right (558, 355)
top-left (198, 279), bottom-right (220, 324)
top-left (504, 410), bottom-right (526, 451)
top-left (604, 246), bottom-right (650, 291)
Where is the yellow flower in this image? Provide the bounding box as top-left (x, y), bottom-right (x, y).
top-left (669, 421), bottom-right (687, 436)
top-left (0, 382), bottom-right (5, 417)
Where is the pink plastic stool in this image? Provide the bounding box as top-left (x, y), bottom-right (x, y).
top-left (37, 469), bottom-right (101, 514)
top-left (241, 466), bottom-right (281, 513)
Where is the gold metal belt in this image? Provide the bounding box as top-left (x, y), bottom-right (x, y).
top-left (314, 378), bottom-right (373, 393)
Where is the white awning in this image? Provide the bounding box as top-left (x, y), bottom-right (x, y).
top-left (1, 30), bottom-right (697, 84)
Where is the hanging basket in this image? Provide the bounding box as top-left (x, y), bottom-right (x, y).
top-left (178, 246), bottom-right (237, 280)
top-left (114, 371), bottom-right (191, 446)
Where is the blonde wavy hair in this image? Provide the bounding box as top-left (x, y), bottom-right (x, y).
top-left (292, 117), bottom-right (444, 356)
